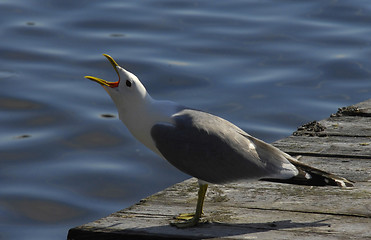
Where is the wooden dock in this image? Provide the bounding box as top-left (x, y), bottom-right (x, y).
top-left (68, 99), bottom-right (371, 240)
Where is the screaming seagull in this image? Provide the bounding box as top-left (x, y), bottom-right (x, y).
top-left (86, 54), bottom-right (354, 228)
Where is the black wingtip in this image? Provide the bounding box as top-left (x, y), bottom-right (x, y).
top-left (261, 159), bottom-right (355, 188)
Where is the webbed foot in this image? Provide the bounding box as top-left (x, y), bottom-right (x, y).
top-left (170, 213), bottom-right (206, 228)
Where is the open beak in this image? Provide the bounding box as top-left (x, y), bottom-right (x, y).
top-left (85, 54), bottom-right (120, 88)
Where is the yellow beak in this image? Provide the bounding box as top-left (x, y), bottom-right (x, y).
top-left (85, 54), bottom-right (120, 88)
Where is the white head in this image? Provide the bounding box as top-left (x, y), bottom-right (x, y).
top-left (85, 54), bottom-right (175, 155)
top-left (85, 54), bottom-right (152, 115)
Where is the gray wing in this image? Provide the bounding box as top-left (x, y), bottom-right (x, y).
top-left (151, 109), bottom-right (297, 184)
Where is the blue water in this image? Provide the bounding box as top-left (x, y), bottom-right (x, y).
top-left (1, 0), bottom-right (370, 239)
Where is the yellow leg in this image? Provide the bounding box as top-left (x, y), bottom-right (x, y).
top-left (171, 183), bottom-right (208, 228)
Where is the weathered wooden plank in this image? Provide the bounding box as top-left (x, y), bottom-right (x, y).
top-left (273, 135), bottom-right (371, 158)
top-left (68, 209), bottom-right (371, 240)
top-left (292, 99), bottom-right (371, 138)
top-left (68, 179), bottom-right (371, 240)
top-left (276, 99), bottom-right (371, 158)
top-left (332, 99), bottom-right (371, 117)
top-left (292, 116), bottom-right (371, 137)
top-left (67, 99), bottom-right (371, 240)
top-left (125, 179), bottom-right (371, 218)
top-left (285, 156), bottom-right (370, 182)
top-left (323, 116), bottom-right (371, 136)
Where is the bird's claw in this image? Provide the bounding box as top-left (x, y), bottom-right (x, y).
top-left (170, 214), bottom-right (207, 228)
top-left (173, 213), bottom-right (196, 221)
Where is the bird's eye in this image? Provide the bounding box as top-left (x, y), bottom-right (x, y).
top-left (126, 80), bottom-right (132, 87)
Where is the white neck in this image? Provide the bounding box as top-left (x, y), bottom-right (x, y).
top-left (117, 95), bottom-right (178, 155)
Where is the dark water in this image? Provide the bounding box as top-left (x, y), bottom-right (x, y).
top-left (1, 0), bottom-right (371, 239)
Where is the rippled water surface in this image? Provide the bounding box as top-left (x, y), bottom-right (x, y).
top-left (1, 0), bottom-right (371, 239)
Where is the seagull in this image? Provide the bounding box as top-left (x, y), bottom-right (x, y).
top-left (85, 54), bottom-right (354, 228)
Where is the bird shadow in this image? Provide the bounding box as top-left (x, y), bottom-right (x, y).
top-left (119, 218), bottom-right (331, 239)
